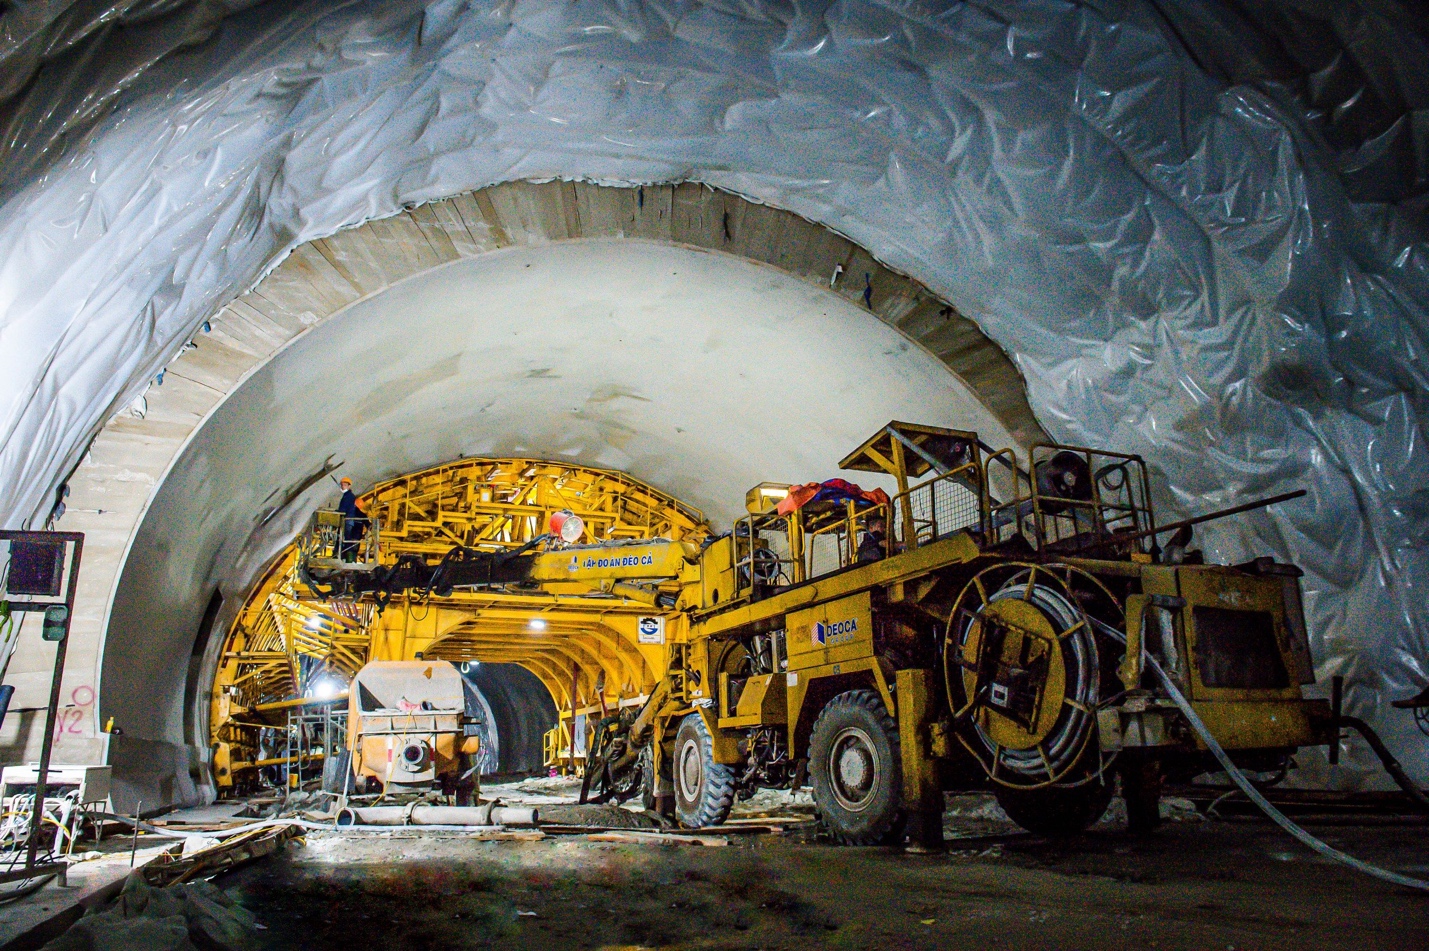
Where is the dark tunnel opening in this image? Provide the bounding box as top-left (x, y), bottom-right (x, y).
top-left (460, 663), bottom-right (557, 779)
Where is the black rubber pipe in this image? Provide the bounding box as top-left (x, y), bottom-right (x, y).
top-left (1338, 715), bottom-right (1429, 813)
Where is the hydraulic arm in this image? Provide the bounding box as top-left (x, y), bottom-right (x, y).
top-left (306, 535), bottom-right (697, 606)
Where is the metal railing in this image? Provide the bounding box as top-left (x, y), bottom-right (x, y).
top-left (722, 441), bottom-right (1156, 602)
top-left (731, 516), bottom-right (796, 600)
top-left (729, 462), bottom-right (989, 598)
top-left (299, 509), bottom-right (380, 572)
top-left (889, 463), bottom-right (986, 551)
top-left (986, 448), bottom-right (1035, 544)
top-left (987, 445), bottom-right (1156, 554)
top-left (800, 500), bottom-right (863, 578)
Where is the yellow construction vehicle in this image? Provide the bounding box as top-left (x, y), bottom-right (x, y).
top-left (300, 422), bottom-right (1333, 843)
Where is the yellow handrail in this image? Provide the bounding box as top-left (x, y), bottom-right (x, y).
top-left (886, 462), bottom-right (985, 550)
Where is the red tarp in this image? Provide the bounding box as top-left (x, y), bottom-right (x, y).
top-left (775, 479), bottom-right (890, 516)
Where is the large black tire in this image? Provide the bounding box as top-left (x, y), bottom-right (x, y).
top-left (809, 690), bottom-right (905, 845)
top-left (322, 748), bottom-right (353, 794)
top-left (994, 774), bottom-right (1114, 836)
top-left (673, 713), bottom-right (735, 829)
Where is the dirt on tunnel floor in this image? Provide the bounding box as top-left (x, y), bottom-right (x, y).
top-left (217, 796), bottom-right (1428, 951)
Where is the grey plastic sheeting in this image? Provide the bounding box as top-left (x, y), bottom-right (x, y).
top-left (0, 1), bottom-right (1425, 785)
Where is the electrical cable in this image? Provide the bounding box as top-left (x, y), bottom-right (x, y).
top-left (1155, 662), bottom-right (1429, 891)
top-left (1089, 616), bottom-right (1429, 892)
top-left (93, 812), bottom-right (244, 840)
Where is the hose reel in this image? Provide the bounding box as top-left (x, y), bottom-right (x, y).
top-left (945, 564), bottom-right (1109, 789)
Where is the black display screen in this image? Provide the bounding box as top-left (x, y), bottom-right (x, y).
top-left (6, 539), bottom-right (65, 597)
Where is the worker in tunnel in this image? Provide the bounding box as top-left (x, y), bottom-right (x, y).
top-left (857, 515), bottom-right (888, 564)
top-left (337, 476), bottom-right (367, 561)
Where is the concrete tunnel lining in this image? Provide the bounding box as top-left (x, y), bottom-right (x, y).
top-left (465, 663), bottom-right (558, 777)
top-left (100, 238), bottom-right (1020, 809)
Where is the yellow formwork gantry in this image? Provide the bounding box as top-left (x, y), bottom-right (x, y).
top-left (210, 458), bottom-right (708, 790)
top-left (209, 550), bottom-right (372, 787)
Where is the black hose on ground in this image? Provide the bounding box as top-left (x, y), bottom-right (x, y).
top-left (93, 812), bottom-right (221, 839)
top-left (1337, 716), bottom-right (1429, 813)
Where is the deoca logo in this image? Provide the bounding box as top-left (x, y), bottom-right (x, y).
top-left (813, 618), bottom-right (858, 645)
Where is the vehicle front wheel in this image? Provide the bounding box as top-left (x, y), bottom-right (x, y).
top-left (809, 689), bottom-right (905, 845)
top-left (673, 713), bottom-right (735, 828)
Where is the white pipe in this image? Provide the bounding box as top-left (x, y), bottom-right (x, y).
top-left (335, 803), bottom-right (538, 827)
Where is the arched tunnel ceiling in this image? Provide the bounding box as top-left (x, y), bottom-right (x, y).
top-left (3, 2), bottom-right (1426, 208)
top-left (0, 1), bottom-right (1426, 787)
top-left (104, 237), bottom-right (1021, 766)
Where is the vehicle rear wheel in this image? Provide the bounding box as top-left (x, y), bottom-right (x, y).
top-left (673, 713), bottom-right (735, 828)
top-left (993, 774), bottom-right (1114, 836)
top-left (809, 689), bottom-right (904, 845)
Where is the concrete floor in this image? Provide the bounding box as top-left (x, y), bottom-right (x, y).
top-left (216, 791), bottom-right (1427, 951)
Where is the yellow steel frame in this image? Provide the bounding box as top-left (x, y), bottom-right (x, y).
top-left (210, 458), bottom-right (707, 789)
top-left (210, 551), bottom-right (372, 787)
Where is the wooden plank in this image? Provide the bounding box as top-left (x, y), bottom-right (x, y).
top-left (670, 182), bottom-right (726, 248)
top-left (573, 180), bottom-right (635, 238)
top-left (407, 203), bottom-right (462, 263)
top-left (464, 191), bottom-right (513, 249)
top-left (203, 305), bottom-right (282, 360)
top-left (584, 830), bottom-right (728, 847)
top-left (837, 245), bottom-right (883, 312)
top-left (867, 266), bottom-right (923, 324)
top-left (313, 225), bottom-right (394, 296)
top-left (209, 303), bottom-right (285, 352)
top-left (421, 197), bottom-right (484, 257)
top-left (894, 297), bottom-right (959, 339)
top-left (145, 824), bottom-right (301, 887)
top-left (237, 286), bottom-right (315, 337)
top-left (163, 334), bottom-right (260, 394)
top-left (557, 180), bottom-right (583, 238)
top-left (484, 180), bottom-right (566, 245)
top-left (243, 244), bottom-right (359, 332)
top-left (630, 183), bottom-right (674, 241)
top-left (763, 210), bottom-right (851, 286)
top-left (139, 371), bottom-right (226, 425)
top-left (365, 211), bottom-right (444, 280)
top-left (723, 197), bottom-right (786, 266)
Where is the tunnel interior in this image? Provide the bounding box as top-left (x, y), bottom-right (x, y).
top-left (97, 231), bottom-right (1021, 810)
top-left (0, 2), bottom-right (1426, 945)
